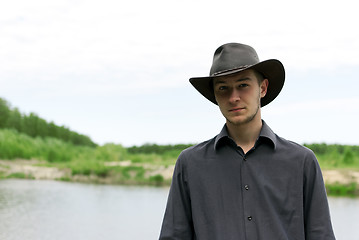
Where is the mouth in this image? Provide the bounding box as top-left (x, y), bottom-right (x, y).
top-left (229, 107), bottom-right (245, 112)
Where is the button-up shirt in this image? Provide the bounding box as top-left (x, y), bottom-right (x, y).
top-left (159, 121), bottom-right (335, 240)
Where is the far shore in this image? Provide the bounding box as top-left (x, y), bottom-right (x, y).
top-left (1, 159), bottom-right (358, 196)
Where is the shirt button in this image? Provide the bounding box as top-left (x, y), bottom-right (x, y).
top-left (248, 216), bottom-right (252, 221)
top-left (243, 156), bottom-right (247, 161)
top-left (244, 185), bottom-right (249, 190)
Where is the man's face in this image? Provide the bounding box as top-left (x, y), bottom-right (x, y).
top-left (213, 69), bottom-right (269, 126)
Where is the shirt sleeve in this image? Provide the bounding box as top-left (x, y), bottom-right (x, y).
top-left (159, 151), bottom-right (195, 240)
top-left (303, 150), bottom-right (336, 240)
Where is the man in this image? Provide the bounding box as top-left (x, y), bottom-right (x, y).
top-left (159, 43), bottom-right (336, 240)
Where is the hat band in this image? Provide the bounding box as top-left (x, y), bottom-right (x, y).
top-left (211, 65), bottom-right (251, 76)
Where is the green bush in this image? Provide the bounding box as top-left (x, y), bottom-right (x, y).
top-left (343, 148), bottom-right (355, 165)
top-left (0, 129), bottom-right (88, 162)
top-left (149, 174), bottom-right (164, 185)
top-left (326, 182), bottom-right (358, 197)
top-left (95, 143), bottom-right (128, 161)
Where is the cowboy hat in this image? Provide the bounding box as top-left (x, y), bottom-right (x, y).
top-left (189, 43), bottom-right (285, 107)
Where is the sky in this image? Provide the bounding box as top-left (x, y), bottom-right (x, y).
top-left (1, 0), bottom-right (358, 147)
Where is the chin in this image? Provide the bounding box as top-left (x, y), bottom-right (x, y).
top-left (227, 115), bottom-right (257, 126)
top-left (227, 118), bottom-right (246, 126)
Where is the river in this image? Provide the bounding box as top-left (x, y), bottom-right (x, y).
top-left (0, 179), bottom-right (358, 240)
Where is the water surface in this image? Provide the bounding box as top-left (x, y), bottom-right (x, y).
top-left (0, 179), bottom-right (357, 239)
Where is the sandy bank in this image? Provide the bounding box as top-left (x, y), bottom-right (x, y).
top-left (1, 159), bottom-right (358, 186)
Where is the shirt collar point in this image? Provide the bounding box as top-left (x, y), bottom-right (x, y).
top-left (260, 120), bottom-right (277, 149)
top-left (214, 121), bottom-right (277, 150)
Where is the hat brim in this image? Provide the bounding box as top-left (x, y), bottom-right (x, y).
top-left (189, 59), bottom-right (285, 107)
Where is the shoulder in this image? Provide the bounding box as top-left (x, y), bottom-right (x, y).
top-left (276, 134), bottom-right (313, 153)
top-left (175, 137), bottom-right (217, 166)
top-left (180, 138), bottom-right (216, 159)
top-left (275, 135), bottom-right (318, 164)
top-left (171, 138), bottom-right (216, 178)
top-left (261, 121), bottom-right (315, 159)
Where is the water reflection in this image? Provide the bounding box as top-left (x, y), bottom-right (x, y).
top-left (329, 197), bottom-right (359, 240)
top-left (0, 179), bottom-right (169, 240)
top-left (0, 179), bottom-right (358, 240)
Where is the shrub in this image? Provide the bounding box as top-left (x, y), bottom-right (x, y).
top-left (326, 182), bottom-right (358, 197)
top-left (149, 174), bottom-right (164, 185)
top-left (343, 148), bottom-right (355, 165)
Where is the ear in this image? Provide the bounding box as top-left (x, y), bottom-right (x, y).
top-left (260, 79), bottom-right (269, 98)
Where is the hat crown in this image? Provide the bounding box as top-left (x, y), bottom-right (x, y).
top-left (210, 43), bottom-right (260, 76)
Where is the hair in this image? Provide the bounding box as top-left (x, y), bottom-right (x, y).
top-left (253, 69), bottom-right (265, 85)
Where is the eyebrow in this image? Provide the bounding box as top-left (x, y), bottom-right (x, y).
top-left (214, 77), bottom-right (251, 85)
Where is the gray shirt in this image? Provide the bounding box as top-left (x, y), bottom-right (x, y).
top-left (159, 121), bottom-right (335, 240)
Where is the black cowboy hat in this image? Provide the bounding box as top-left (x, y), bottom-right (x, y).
top-left (189, 43), bottom-right (285, 107)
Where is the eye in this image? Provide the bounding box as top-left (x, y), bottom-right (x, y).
top-left (218, 85), bottom-right (228, 91)
top-left (238, 83), bottom-right (249, 88)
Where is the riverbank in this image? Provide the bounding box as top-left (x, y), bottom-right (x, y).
top-left (0, 159), bottom-right (174, 186)
top-left (0, 159), bottom-right (358, 196)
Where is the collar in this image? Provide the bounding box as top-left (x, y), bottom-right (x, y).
top-left (214, 120), bottom-right (277, 150)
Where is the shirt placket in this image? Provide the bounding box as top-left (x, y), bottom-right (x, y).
top-left (238, 148), bottom-right (257, 240)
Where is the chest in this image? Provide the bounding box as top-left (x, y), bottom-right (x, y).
top-left (186, 149), bottom-right (303, 205)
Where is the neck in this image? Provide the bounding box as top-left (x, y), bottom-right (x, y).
top-left (226, 114), bottom-right (263, 153)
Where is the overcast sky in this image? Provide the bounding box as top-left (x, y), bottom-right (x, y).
top-left (1, 0), bottom-right (358, 146)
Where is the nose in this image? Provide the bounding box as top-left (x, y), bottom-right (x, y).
top-left (229, 88), bottom-right (240, 103)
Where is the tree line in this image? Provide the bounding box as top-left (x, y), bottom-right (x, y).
top-left (127, 143), bottom-right (194, 154)
top-left (0, 97), bottom-right (96, 147)
top-left (304, 143), bottom-right (359, 155)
